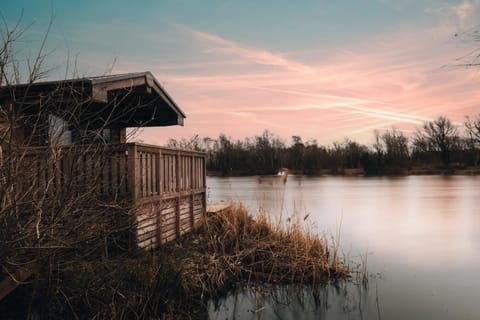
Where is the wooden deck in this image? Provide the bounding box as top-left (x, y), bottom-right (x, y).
top-left (20, 143), bottom-right (207, 249)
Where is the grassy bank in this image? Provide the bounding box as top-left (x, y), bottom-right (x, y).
top-left (0, 205), bottom-right (348, 319)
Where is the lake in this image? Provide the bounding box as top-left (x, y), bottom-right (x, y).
top-left (206, 175), bottom-right (480, 319)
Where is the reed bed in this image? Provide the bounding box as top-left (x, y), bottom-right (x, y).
top-left (170, 204), bottom-right (349, 302)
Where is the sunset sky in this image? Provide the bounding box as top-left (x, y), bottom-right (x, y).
top-left (3, 0), bottom-right (480, 146)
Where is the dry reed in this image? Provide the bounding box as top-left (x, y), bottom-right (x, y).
top-left (171, 204), bottom-right (349, 302)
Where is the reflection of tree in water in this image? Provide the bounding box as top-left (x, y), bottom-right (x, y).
top-left (209, 279), bottom-right (383, 320)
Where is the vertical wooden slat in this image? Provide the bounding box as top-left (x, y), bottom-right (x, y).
top-left (111, 150), bottom-right (118, 198)
top-left (171, 155), bottom-right (174, 192)
top-left (195, 157), bottom-right (198, 189)
top-left (127, 144), bottom-right (138, 202)
top-left (121, 148), bottom-right (127, 196)
top-left (64, 149), bottom-right (72, 194)
top-left (184, 156), bottom-right (188, 190)
top-left (147, 153), bottom-right (152, 196)
top-left (47, 151), bottom-right (54, 196)
top-left (168, 155), bottom-right (171, 193)
top-left (178, 156), bottom-right (182, 192)
top-left (106, 151), bottom-right (112, 196)
top-left (139, 152), bottom-right (144, 197)
top-left (163, 155), bottom-right (167, 193)
top-left (145, 153), bottom-right (150, 196)
top-left (93, 150), bottom-right (101, 196)
top-left (158, 151), bottom-right (163, 196)
top-left (152, 153), bottom-right (157, 195)
top-left (101, 152), bottom-right (108, 195)
top-left (141, 152), bottom-right (145, 197)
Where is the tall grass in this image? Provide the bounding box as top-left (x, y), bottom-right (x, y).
top-left (174, 204), bottom-right (349, 302)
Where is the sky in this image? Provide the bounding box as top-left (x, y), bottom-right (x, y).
top-left (2, 0), bottom-right (480, 146)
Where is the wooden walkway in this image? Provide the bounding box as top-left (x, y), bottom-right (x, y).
top-left (206, 204), bottom-right (231, 214)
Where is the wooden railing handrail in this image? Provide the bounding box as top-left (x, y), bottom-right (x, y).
top-left (126, 142), bottom-right (206, 157)
top-left (20, 142), bottom-right (206, 158)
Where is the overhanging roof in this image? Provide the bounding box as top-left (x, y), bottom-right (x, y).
top-left (0, 71), bottom-right (186, 128)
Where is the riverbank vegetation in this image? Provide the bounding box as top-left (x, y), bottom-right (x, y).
top-left (167, 115), bottom-right (480, 176)
top-left (0, 205), bottom-right (349, 319)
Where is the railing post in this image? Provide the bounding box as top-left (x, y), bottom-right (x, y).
top-left (175, 151), bottom-right (180, 239)
top-left (156, 149), bottom-right (163, 246)
top-left (190, 154), bottom-right (194, 229)
top-left (202, 155), bottom-right (207, 212)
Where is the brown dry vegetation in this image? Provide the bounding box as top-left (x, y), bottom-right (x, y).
top-left (1, 205), bottom-right (349, 319)
top-left (169, 205), bottom-right (349, 304)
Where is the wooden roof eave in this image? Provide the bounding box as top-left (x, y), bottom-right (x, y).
top-left (90, 72), bottom-right (186, 127)
top-left (144, 72), bottom-right (186, 119)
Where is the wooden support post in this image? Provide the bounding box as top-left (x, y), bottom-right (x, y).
top-left (175, 151), bottom-right (180, 239)
top-left (156, 150), bottom-right (163, 246)
top-left (202, 156), bottom-right (207, 212)
top-left (190, 155), bottom-right (195, 228)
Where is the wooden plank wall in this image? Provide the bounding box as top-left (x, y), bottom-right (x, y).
top-left (135, 193), bottom-right (205, 248)
top-left (134, 145), bottom-right (206, 249)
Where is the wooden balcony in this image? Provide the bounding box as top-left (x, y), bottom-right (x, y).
top-left (19, 143), bottom-right (207, 248)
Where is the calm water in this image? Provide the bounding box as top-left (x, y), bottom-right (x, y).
top-left (206, 175), bottom-right (480, 319)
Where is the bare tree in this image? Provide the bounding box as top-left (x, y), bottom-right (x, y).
top-left (382, 128), bottom-right (409, 168)
top-left (416, 116), bottom-right (459, 168)
top-left (465, 115), bottom-right (480, 166)
top-left (0, 16), bottom-right (154, 318)
top-left (454, 26), bottom-right (480, 67)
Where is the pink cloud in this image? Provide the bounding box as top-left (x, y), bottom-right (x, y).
top-left (174, 24), bottom-right (314, 74)
top-left (136, 20), bottom-right (480, 146)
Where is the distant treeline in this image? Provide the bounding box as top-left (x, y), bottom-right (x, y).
top-left (166, 115), bottom-right (480, 176)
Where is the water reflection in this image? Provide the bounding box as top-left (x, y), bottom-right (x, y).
top-left (209, 280), bottom-right (383, 320)
top-left (207, 175), bottom-right (480, 319)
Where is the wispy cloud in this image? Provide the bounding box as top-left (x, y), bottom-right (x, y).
top-left (139, 19), bottom-right (480, 145)
top-left (174, 24), bottom-right (314, 74)
top-left (425, 0), bottom-right (480, 28)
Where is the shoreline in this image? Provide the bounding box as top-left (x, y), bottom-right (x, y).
top-left (207, 166), bottom-right (480, 177)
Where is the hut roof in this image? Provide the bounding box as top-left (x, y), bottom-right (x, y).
top-left (0, 71), bottom-right (185, 128)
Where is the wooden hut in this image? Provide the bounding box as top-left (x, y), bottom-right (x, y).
top-left (0, 71), bottom-right (206, 249)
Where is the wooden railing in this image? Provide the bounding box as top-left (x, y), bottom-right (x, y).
top-left (19, 143), bottom-right (206, 203)
top-left (13, 143), bottom-right (206, 249)
top-left (132, 144), bottom-right (206, 202)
